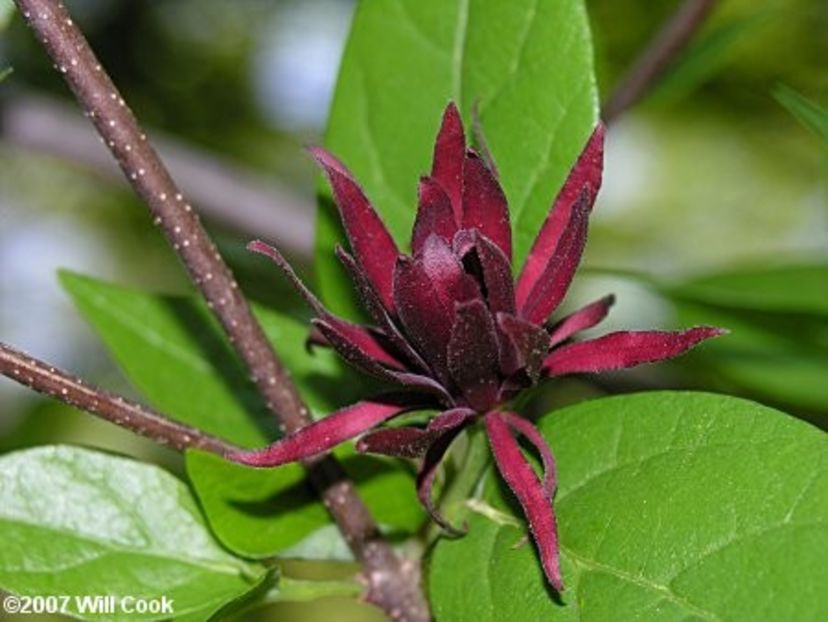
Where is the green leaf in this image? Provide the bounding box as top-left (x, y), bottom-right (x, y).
top-left (186, 447), bottom-right (424, 558)
top-left (317, 0), bottom-right (598, 316)
top-left (59, 272), bottom-right (424, 555)
top-left (665, 264), bottom-right (828, 315)
top-left (60, 271), bottom-right (367, 447)
top-left (430, 392), bottom-right (828, 620)
top-left (0, 446), bottom-right (268, 621)
top-left (774, 85), bottom-right (828, 144)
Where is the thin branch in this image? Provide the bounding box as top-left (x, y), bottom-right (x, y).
top-left (603, 0), bottom-right (719, 123)
top-left (0, 343), bottom-right (238, 455)
top-left (11, 2), bottom-right (428, 619)
top-left (1, 93), bottom-right (315, 259)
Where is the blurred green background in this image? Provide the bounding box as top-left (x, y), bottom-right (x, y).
top-left (0, 0), bottom-right (826, 619)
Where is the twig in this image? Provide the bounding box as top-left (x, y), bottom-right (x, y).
top-left (0, 343), bottom-right (238, 455)
top-left (603, 0), bottom-right (719, 123)
top-left (11, 2), bottom-right (428, 619)
top-left (1, 93), bottom-right (315, 259)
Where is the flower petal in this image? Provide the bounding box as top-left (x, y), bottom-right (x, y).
top-left (499, 412), bottom-right (557, 498)
top-left (248, 240), bottom-right (327, 316)
top-left (542, 326), bottom-right (727, 376)
top-left (518, 190), bottom-right (591, 325)
top-left (393, 255), bottom-right (454, 383)
top-left (465, 231), bottom-right (516, 316)
top-left (496, 313), bottom-right (551, 381)
top-left (336, 246), bottom-right (430, 373)
top-left (431, 102), bottom-right (466, 224)
top-left (516, 124), bottom-right (604, 307)
top-left (309, 147), bottom-right (399, 311)
top-left (448, 299), bottom-right (500, 411)
top-left (356, 426), bottom-right (430, 459)
top-left (485, 411), bottom-right (563, 592)
top-left (313, 319), bottom-right (451, 403)
top-left (462, 150), bottom-right (512, 261)
top-left (356, 407), bottom-right (476, 459)
top-left (547, 294), bottom-right (615, 347)
top-left (227, 396), bottom-right (414, 467)
top-left (417, 409), bottom-right (477, 535)
top-left (248, 241), bottom-right (406, 370)
top-left (419, 234), bottom-right (481, 308)
top-left (411, 177), bottom-right (458, 255)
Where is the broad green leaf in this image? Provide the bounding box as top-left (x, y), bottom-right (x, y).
top-left (317, 0), bottom-right (599, 316)
top-left (674, 301), bottom-right (828, 415)
top-left (665, 264), bottom-right (828, 315)
top-left (774, 85), bottom-right (828, 144)
top-left (430, 392), bottom-right (828, 621)
top-left (60, 272), bottom-right (424, 555)
top-left (186, 448), bottom-right (423, 558)
top-left (0, 446), bottom-right (268, 621)
top-left (60, 271), bottom-right (368, 447)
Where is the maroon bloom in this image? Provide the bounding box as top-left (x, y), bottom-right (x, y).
top-left (229, 103), bottom-right (724, 592)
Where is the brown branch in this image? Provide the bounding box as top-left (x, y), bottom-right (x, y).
top-left (603, 0), bottom-right (719, 123)
top-left (11, 1), bottom-right (428, 619)
top-left (0, 343), bottom-right (238, 455)
top-left (1, 93), bottom-right (315, 259)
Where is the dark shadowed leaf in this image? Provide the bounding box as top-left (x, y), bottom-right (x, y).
top-left (60, 271), bottom-right (368, 447)
top-left (665, 264), bottom-right (828, 315)
top-left (186, 447), bottom-right (424, 558)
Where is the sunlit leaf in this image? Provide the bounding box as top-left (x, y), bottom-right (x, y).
top-left (0, 446), bottom-right (268, 621)
top-left (430, 392), bottom-right (828, 620)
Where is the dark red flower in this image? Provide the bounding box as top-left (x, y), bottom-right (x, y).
top-left (229, 104), bottom-right (724, 591)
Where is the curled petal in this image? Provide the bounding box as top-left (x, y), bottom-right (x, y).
top-left (519, 190), bottom-right (591, 325)
top-left (412, 177), bottom-right (458, 255)
top-left (431, 102), bottom-right (466, 224)
top-left (248, 241), bottom-right (405, 368)
top-left (455, 230), bottom-right (515, 317)
top-left (336, 247), bottom-right (430, 372)
top-left (305, 324), bottom-right (328, 352)
top-left (357, 407), bottom-right (476, 459)
top-left (548, 294), bottom-right (615, 347)
top-left (356, 426), bottom-right (431, 459)
top-left (248, 240), bottom-right (327, 316)
top-left (499, 412), bottom-right (557, 499)
top-left (393, 256), bottom-right (453, 383)
top-left (417, 409), bottom-right (477, 535)
top-left (517, 124), bottom-right (604, 307)
top-left (496, 313), bottom-right (550, 381)
top-left (248, 240), bottom-right (409, 372)
top-left (542, 326), bottom-right (727, 376)
top-left (309, 147), bottom-right (399, 312)
top-left (313, 319), bottom-right (451, 403)
top-left (462, 150), bottom-right (512, 261)
top-left (485, 411), bottom-right (563, 592)
top-left (448, 299), bottom-right (500, 411)
top-left (227, 397), bottom-right (414, 467)
top-left (419, 234), bottom-right (481, 308)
